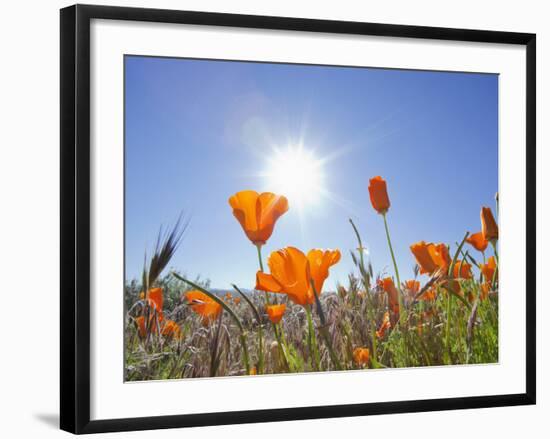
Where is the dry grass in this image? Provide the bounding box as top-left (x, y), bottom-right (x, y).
top-left (124, 248), bottom-right (498, 380)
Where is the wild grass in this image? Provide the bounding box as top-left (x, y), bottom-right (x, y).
top-left (124, 223), bottom-right (498, 381)
top-left (125, 180), bottom-right (499, 380)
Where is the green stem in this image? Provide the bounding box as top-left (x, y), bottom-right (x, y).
top-left (349, 218), bottom-right (365, 270)
top-left (349, 218), bottom-right (371, 295)
top-left (256, 243), bottom-right (265, 272)
top-left (370, 325), bottom-right (380, 368)
top-left (382, 213), bottom-right (408, 364)
top-left (257, 324), bottom-right (264, 374)
top-left (256, 244), bottom-right (271, 304)
top-left (232, 283), bottom-right (263, 374)
top-left (305, 305), bottom-right (320, 371)
top-left (382, 213), bottom-right (402, 292)
top-left (239, 333), bottom-right (251, 375)
top-left (273, 323), bottom-right (291, 372)
top-left (309, 279), bottom-right (342, 370)
top-left (445, 290), bottom-right (452, 365)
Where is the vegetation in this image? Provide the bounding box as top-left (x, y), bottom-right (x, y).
top-left (124, 177), bottom-right (499, 381)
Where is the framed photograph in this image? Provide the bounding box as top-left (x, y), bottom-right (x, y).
top-left (60, 4), bottom-right (536, 434)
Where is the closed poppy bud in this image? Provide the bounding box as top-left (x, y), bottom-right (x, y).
top-left (480, 256), bottom-right (497, 284)
top-left (368, 176), bottom-right (390, 214)
top-left (135, 316), bottom-right (147, 337)
top-left (265, 304), bottom-right (286, 324)
top-left (480, 283), bottom-right (490, 300)
top-left (466, 232), bottom-right (489, 252)
top-left (353, 347), bottom-right (370, 367)
top-left (481, 207), bottom-right (498, 241)
top-left (379, 277), bottom-right (400, 315)
top-left (376, 311), bottom-right (391, 338)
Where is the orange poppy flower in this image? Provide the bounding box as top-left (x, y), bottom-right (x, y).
top-left (249, 366), bottom-right (257, 375)
top-left (430, 243), bottom-right (451, 273)
top-left (135, 316), bottom-right (148, 337)
top-left (265, 303), bottom-right (286, 324)
top-left (161, 320), bottom-right (181, 339)
top-left (466, 232), bottom-right (489, 252)
top-left (147, 287), bottom-right (164, 310)
top-left (481, 206), bottom-right (499, 242)
top-left (453, 260), bottom-right (472, 279)
top-left (139, 287), bottom-right (164, 312)
top-left (368, 176), bottom-right (390, 214)
top-left (480, 256), bottom-right (497, 284)
top-left (480, 283), bottom-right (490, 300)
top-left (376, 311), bottom-right (391, 338)
top-left (443, 279), bottom-right (463, 297)
top-left (233, 297), bottom-right (241, 305)
top-left (410, 241), bottom-right (439, 274)
top-left (353, 347), bottom-right (370, 366)
top-left (185, 290), bottom-right (223, 324)
top-left (420, 287), bottom-right (437, 301)
top-left (224, 292), bottom-right (232, 301)
top-left (379, 277), bottom-right (400, 315)
top-left (410, 241), bottom-right (450, 275)
top-left (135, 315), bottom-right (163, 337)
top-left (228, 190), bottom-right (289, 245)
top-left (255, 247), bottom-right (341, 306)
top-left (404, 279), bottom-right (420, 297)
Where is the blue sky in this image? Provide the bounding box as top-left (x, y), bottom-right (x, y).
top-left (125, 56), bottom-right (498, 291)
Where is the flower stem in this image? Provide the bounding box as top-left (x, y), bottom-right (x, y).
top-left (382, 213), bottom-right (402, 292)
top-left (232, 283), bottom-right (263, 373)
top-left (310, 279), bottom-right (342, 370)
top-left (256, 243), bottom-right (271, 304)
top-left (349, 218), bottom-right (371, 294)
top-left (256, 243), bottom-right (265, 272)
top-left (382, 212), bottom-right (409, 365)
top-left (239, 333), bottom-right (251, 375)
top-left (257, 323), bottom-right (264, 374)
top-left (273, 323), bottom-right (291, 372)
top-left (305, 305), bottom-right (320, 371)
top-left (445, 290), bottom-right (453, 365)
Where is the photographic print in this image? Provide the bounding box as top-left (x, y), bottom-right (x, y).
top-left (124, 55), bottom-right (499, 381)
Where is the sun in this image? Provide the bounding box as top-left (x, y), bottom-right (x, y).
top-left (263, 145), bottom-right (325, 208)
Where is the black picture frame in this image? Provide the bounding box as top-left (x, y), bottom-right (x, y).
top-left (60, 4), bottom-right (536, 434)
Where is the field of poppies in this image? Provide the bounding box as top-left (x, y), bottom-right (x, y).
top-left (124, 176), bottom-right (499, 380)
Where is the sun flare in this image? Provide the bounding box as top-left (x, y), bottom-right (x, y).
top-left (263, 145), bottom-right (324, 208)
